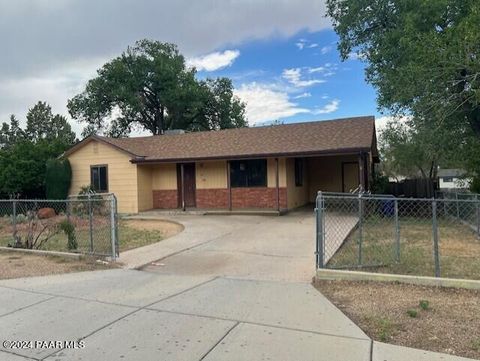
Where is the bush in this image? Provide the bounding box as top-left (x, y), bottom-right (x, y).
top-left (59, 219), bottom-right (77, 250)
top-left (45, 158), bottom-right (72, 199)
top-left (470, 176), bottom-right (480, 194)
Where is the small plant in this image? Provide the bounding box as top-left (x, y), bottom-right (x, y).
top-left (419, 300), bottom-right (430, 311)
top-left (471, 338), bottom-right (480, 351)
top-left (369, 317), bottom-right (395, 342)
top-left (407, 309), bottom-right (418, 318)
top-left (59, 220), bottom-right (77, 250)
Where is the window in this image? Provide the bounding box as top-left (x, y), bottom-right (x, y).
top-left (442, 177), bottom-right (454, 183)
top-left (90, 165), bottom-right (108, 193)
top-left (230, 159), bottom-right (267, 187)
top-left (294, 158), bottom-right (303, 187)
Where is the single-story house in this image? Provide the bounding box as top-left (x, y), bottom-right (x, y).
top-left (63, 116), bottom-right (379, 213)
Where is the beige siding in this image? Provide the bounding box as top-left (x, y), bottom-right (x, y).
top-left (137, 166), bottom-right (153, 211)
top-left (196, 161), bottom-right (227, 189)
top-left (286, 158), bottom-right (309, 209)
top-left (67, 140), bottom-right (139, 213)
top-left (307, 155), bottom-right (358, 202)
top-left (152, 164), bottom-right (177, 190)
top-left (267, 158), bottom-right (287, 188)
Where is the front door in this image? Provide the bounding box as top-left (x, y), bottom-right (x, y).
top-left (182, 163), bottom-right (196, 208)
top-left (342, 162), bottom-right (359, 192)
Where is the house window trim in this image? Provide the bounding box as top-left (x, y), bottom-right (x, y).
top-left (294, 158), bottom-right (303, 187)
top-left (229, 159), bottom-right (268, 188)
top-left (90, 164), bottom-right (109, 193)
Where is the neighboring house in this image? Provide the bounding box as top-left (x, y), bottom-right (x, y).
top-left (63, 116), bottom-right (379, 213)
top-left (438, 169), bottom-right (470, 190)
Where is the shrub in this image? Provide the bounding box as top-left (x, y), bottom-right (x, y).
top-left (419, 300), bottom-right (430, 311)
top-left (45, 158), bottom-right (72, 199)
top-left (59, 220), bottom-right (77, 250)
top-left (407, 309), bottom-right (418, 318)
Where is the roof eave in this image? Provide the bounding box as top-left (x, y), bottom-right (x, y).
top-left (130, 147), bottom-right (372, 164)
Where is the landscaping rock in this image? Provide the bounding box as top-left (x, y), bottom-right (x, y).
top-left (37, 208), bottom-right (56, 219)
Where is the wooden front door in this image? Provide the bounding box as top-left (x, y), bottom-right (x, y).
top-left (342, 162), bottom-right (359, 192)
top-left (181, 163), bottom-right (196, 208)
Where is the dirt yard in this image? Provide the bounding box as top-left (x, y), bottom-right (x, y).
top-left (0, 251), bottom-right (117, 280)
top-left (314, 279), bottom-right (480, 359)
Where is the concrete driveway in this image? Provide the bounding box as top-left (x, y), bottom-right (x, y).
top-left (137, 210), bottom-right (316, 282)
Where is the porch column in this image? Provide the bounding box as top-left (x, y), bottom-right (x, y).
top-left (275, 158), bottom-right (280, 211)
top-left (227, 161), bottom-right (232, 211)
top-left (180, 163), bottom-right (185, 211)
top-left (358, 153), bottom-right (365, 192)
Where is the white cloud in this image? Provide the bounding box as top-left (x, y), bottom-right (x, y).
top-left (375, 115), bottom-right (411, 137)
top-left (320, 45), bottom-right (332, 54)
top-left (307, 63), bottom-right (337, 77)
top-left (312, 99), bottom-right (340, 114)
top-left (187, 49), bottom-right (240, 72)
top-left (294, 92), bottom-right (312, 99)
top-left (347, 51), bottom-right (366, 61)
top-left (308, 43), bottom-right (319, 48)
top-left (295, 39), bottom-right (307, 50)
top-left (282, 68), bottom-right (325, 87)
top-left (234, 82), bottom-right (309, 124)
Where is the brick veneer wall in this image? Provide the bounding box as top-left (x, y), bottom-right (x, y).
top-left (153, 187), bottom-right (288, 210)
top-left (196, 189), bottom-right (229, 208)
top-left (232, 187), bottom-right (287, 209)
top-left (152, 190), bottom-right (178, 209)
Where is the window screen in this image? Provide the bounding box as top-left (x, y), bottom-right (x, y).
top-left (91, 165), bottom-right (108, 193)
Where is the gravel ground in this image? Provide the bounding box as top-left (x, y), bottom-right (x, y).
top-left (0, 251), bottom-right (117, 280)
top-left (314, 279), bottom-right (480, 360)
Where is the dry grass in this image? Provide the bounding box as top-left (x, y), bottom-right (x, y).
top-left (0, 251), bottom-right (117, 280)
top-left (329, 217), bottom-right (480, 279)
top-left (0, 217), bottom-right (183, 254)
top-left (315, 279), bottom-right (480, 359)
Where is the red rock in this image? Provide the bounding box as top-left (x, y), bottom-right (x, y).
top-left (37, 207), bottom-right (56, 219)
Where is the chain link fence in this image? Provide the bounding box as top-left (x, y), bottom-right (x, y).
top-left (0, 194), bottom-right (118, 259)
top-left (315, 192), bottom-right (480, 279)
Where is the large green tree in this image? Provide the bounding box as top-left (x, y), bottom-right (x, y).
top-left (68, 40), bottom-right (246, 137)
top-left (0, 102), bottom-right (76, 197)
top-left (327, 0), bottom-right (480, 136)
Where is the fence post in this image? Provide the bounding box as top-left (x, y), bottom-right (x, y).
top-left (394, 199), bottom-right (400, 262)
top-left (12, 200), bottom-right (17, 242)
top-left (455, 192), bottom-right (460, 219)
top-left (432, 200), bottom-right (441, 277)
top-left (110, 195), bottom-right (117, 260)
top-left (476, 194), bottom-right (480, 238)
top-left (358, 193), bottom-right (363, 266)
top-left (315, 192), bottom-right (324, 268)
top-left (88, 194), bottom-right (93, 253)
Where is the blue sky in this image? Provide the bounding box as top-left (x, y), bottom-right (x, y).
top-left (190, 29), bottom-right (379, 126)
top-left (0, 1), bottom-right (384, 136)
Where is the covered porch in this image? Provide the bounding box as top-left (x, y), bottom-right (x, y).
top-left (135, 152), bottom-right (372, 213)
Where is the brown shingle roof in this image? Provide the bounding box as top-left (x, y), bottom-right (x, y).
top-left (69, 116), bottom-right (376, 162)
